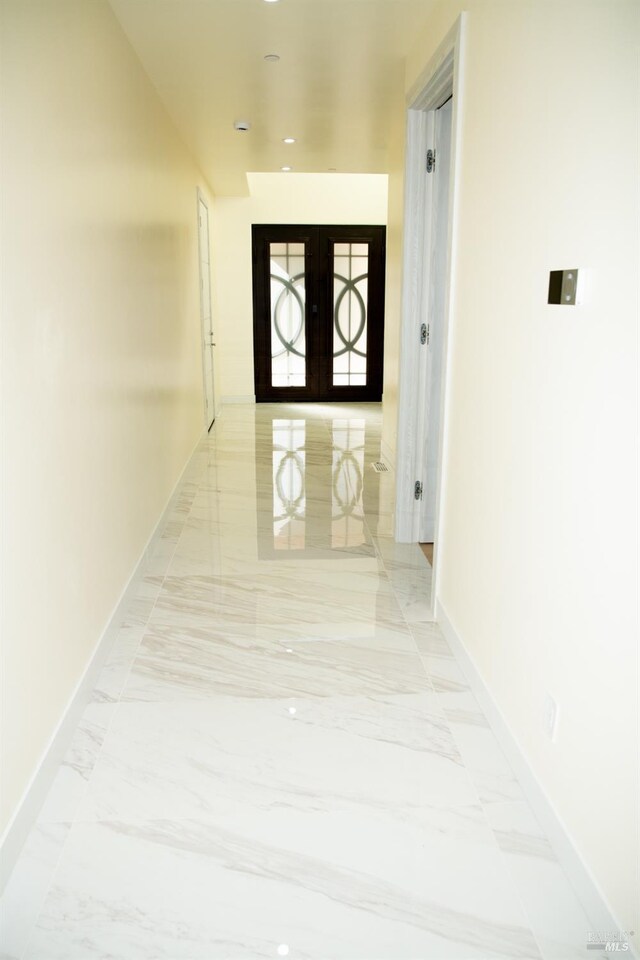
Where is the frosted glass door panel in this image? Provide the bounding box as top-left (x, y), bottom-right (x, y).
top-left (333, 242), bottom-right (369, 386)
top-left (270, 242), bottom-right (306, 388)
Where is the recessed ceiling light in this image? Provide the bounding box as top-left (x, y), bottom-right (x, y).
top-left (281, 166), bottom-right (292, 172)
top-left (264, 53), bottom-right (280, 62)
top-left (282, 137), bottom-right (296, 144)
top-left (263, 0), bottom-right (280, 4)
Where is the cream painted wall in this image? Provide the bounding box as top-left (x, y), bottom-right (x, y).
top-left (211, 173), bottom-right (388, 400)
top-left (386, 0), bottom-right (639, 939)
top-left (0, 0), bottom-right (214, 836)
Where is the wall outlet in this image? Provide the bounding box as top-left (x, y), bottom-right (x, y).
top-left (543, 692), bottom-right (560, 742)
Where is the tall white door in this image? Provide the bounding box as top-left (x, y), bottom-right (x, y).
top-left (198, 194), bottom-right (215, 429)
top-left (420, 97), bottom-right (453, 542)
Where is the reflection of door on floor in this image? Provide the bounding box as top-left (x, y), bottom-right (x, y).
top-left (252, 224), bottom-right (386, 402)
top-left (255, 411), bottom-right (377, 561)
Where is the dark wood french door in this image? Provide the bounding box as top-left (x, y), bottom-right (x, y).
top-left (252, 224), bottom-right (386, 402)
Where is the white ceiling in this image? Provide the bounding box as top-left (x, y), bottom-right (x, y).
top-left (108, 0), bottom-right (437, 195)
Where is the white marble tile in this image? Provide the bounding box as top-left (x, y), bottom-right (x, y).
top-left (151, 573), bottom-right (405, 626)
top-left (373, 535), bottom-right (430, 572)
top-left (136, 574), bottom-right (165, 599)
top-left (90, 623), bottom-right (144, 704)
top-left (38, 704), bottom-right (115, 824)
top-left (389, 570), bottom-right (434, 622)
top-left (413, 626), bottom-right (471, 692)
top-left (484, 799), bottom-right (556, 862)
top-left (76, 694), bottom-right (475, 824)
top-left (165, 563), bottom-right (391, 598)
top-left (410, 620), bottom-right (455, 659)
top-left (0, 822), bottom-right (70, 960)
top-left (438, 689), bottom-right (490, 727)
top-left (122, 622), bottom-right (427, 701)
top-left (168, 549), bottom-right (387, 579)
top-left (187, 501), bottom-right (341, 533)
top-left (176, 526), bottom-right (378, 564)
top-left (146, 615), bottom-right (417, 652)
top-left (142, 538), bottom-right (179, 578)
top-left (366, 513), bottom-right (395, 538)
top-left (121, 594), bottom-right (156, 628)
top-left (2, 404), bottom-right (600, 960)
top-left (483, 802), bottom-right (609, 960)
top-left (26, 813), bottom-right (542, 960)
top-left (89, 658), bottom-right (133, 705)
top-left (420, 654), bottom-right (472, 693)
top-left (439, 691), bottom-right (525, 805)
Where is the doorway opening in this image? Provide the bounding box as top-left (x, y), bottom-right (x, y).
top-left (251, 224), bottom-right (386, 402)
top-left (395, 16), bottom-right (464, 618)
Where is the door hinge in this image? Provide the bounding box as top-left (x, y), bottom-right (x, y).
top-left (414, 480), bottom-right (423, 501)
top-left (426, 149), bottom-right (436, 173)
top-left (420, 322), bottom-right (430, 345)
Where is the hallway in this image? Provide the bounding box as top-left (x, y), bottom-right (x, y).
top-left (2, 405), bottom-right (600, 960)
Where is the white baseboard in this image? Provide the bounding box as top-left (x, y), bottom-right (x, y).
top-left (435, 600), bottom-right (638, 959)
top-left (221, 395), bottom-right (256, 405)
top-left (0, 428), bottom-right (206, 892)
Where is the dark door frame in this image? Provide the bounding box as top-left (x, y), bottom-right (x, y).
top-left (252, 224), bottom-right (386, 403)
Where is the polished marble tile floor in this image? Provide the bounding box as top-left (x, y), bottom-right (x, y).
top-left (1, 405), bottom-right (603, 959)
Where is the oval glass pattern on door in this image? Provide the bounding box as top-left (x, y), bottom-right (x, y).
top-left (332, 242), bottom-right (369, 387)
top-left (269, 242), bottom-right (306, 388)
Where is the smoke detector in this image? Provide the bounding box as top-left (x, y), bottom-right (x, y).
top-left (234, 120), bottom-right (251, 132)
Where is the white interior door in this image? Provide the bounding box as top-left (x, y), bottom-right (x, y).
top-left (198, 193), bottom-right (215, 429)
top-left (420, 97), bottom-right (453, 542)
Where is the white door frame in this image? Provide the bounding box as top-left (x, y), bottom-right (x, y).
top-left (197, 187), bottom-right (216, 429)
top-left (394, 16), bottom-right (465, 603)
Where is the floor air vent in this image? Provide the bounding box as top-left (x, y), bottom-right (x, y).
top-left (371, 461), bottom-right (389, 473)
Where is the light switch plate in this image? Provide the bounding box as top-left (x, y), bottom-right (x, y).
top-left (548, 269), bottom-right (581, 305)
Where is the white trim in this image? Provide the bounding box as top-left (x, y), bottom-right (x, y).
top-left (394, 15), bottom-right (466, 625)
top-left (407, 39), bottom-right (456, 111)
top-left (395, 104), bottom-right (430, 542)
top-left (196, 187), bottom-right (215, 430)
top-left (0, 428), bottom-right (206, 892)
top-left (221, 395), bottom-right (256, 405)
top-left (436, 600), bottom-right (639, 959)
